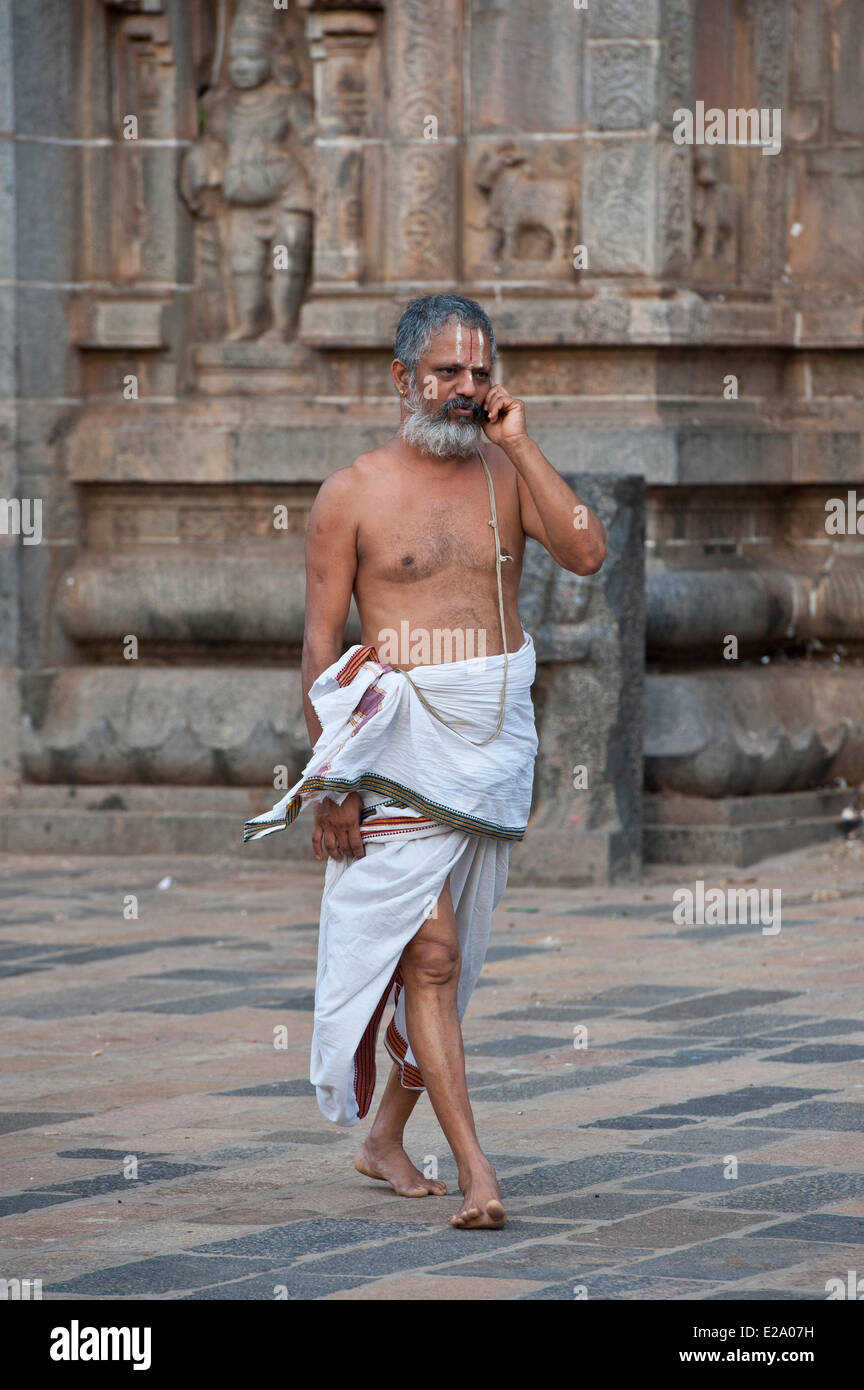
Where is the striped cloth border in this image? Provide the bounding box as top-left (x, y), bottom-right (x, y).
top-left (243, 771), bottom-right (525, 842)
top-left (336, 644), bottom-right (382, 688)
top-left (383, 966), bottom-right (425, 1090)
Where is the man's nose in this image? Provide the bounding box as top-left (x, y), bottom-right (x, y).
top-left (456, 372), bottom-right (479, 395)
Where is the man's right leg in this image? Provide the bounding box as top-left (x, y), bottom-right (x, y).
top-left (399, 878), bottom-right (505, 1229)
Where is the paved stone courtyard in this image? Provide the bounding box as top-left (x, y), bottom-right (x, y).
top-left (1, 838), bottom-right (863, 1302)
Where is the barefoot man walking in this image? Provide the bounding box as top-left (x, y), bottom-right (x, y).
top-left (245, 294), bottom-right (606, 1228)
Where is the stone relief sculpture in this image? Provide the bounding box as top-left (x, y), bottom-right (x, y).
top-left (474, 142), bottom-right (574, 267)
top-left (692, 148), bottom-right (738, 268)
top-left (179, 2), bottom-right (315, 342)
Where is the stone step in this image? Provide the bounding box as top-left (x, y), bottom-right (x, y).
top-left (0, 807), bottom-right (313, 862)
top-left (644, 816), bottom-right (845, 869)
top-left (644, 787), bottom-right (855, 828)
top-left (0, 784), bottom-right (275, 813)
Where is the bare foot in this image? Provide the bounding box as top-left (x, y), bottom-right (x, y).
top-left (354, 1137), bottom-right (448, 1198)
top-left (450, 1162), bottom-right (506, 1229)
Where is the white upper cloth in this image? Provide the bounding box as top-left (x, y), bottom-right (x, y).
top-left (243, 631), bottom-right (539, 844)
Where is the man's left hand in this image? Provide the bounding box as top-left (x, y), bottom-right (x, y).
top-left (481, 384), bottom-right (527, 448)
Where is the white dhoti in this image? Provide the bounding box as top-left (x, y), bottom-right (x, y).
top-left (244, 633), bottom-right (538, 1125)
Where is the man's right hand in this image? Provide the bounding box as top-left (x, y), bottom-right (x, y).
top-left (312, 792), bottom-right (365, 862)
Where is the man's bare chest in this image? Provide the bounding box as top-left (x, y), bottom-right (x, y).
top-left (357, 497), bottom-right (520, 585)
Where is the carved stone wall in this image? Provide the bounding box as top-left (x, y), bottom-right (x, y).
top-left (2, 0), bottom-right (864, 876)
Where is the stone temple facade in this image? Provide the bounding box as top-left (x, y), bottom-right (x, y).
top-left (1, 0), bottom-right (862, 883)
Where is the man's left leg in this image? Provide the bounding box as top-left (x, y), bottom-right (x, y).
top-left (398, 878), bottom-right (505, 1229)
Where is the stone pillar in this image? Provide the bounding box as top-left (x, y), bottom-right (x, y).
top-left (0, 0), bottom-right (19, 785)
top-left (510, 475), bottom-right (645, 887)
top-left (382, 0), bottom-right (460, 284)
top-left (302, 2), bottom-right (382, 285)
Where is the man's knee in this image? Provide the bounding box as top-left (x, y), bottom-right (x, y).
top-left (401, 935), bottom-right (461, 988)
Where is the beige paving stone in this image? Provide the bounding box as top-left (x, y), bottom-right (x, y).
top-left (576, 1207), bottom-right (778, 1248)
top-left (0, 1156), bottom-right (121, 1187)
top-left (749, 1253), bottom-right (862, 1294)
top-left (320, 1274), bottom-right (542, 1300)
top-left (745, 1137), bottom-right (864, 1167)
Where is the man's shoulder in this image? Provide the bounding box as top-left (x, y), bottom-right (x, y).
top-left (350, 443), bottom-right (397, 473)
top-left (312, 449), bottom-right (394, 516)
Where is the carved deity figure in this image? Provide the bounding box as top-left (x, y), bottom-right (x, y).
top-left (179, 9), bottom-right (315, 342)
top-left (692, 148), bottom-right (738, 267)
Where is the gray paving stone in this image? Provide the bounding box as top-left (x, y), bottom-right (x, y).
top-left (0, 909), bottom-right (96, 928)
top-left (484, 944), bottom-right (548, 962)
top-left (217, 1080), bottom-right (315, 1098)
top-left (619, 1236), bottom-right (851, 1281)
top-left (292, 1222), bottom-right (574, 1277)
top-left (499, 1153), bottom-right (693, 1198)
top-left (465, 1034), bottom-right (571, 1056)
top-left (123, 987), bottom-right (316, 1015)
top-left (764, 1044), bottom-right (864, 1063)
top-left (519, 1274), bottom-right (713, 1300)
top-left (0, 1192), bottom-right (76, 1217)
top-left (675, 1012), bottom-right (814, 1038)
top-left (0, 1110), bottom-right (89, 1133)
top-left (630, 1048), bottom-right (750, 1068)
top-left (193, 1144), bottom-right (288, 1163)
top-left (586, 1116), bottom-right (698, 1130)
top-left (620, 1163), bottom-right (812, 1194)
top-left (641, 1085), bottom-right (831, 1118)
top-left (0, 941), bottom-right (71, 959)
top-left (634, 990), bottom-right (802, 1022)
top-left (635, 1127), bottom-right (791, 1155)
top-left (553, 907), bottom-right (674, 922)
top-left (50, 1255), bottom-right (278, 1296)
top-left (57, 1147), bottom-right (171, 1160)
top-left (702, 1171), bottom-right (864, 1212)
top-left (179, 1271), bottom-right (374, 1299)
top-left (0, 981), bottom-right (238, 1020)
top-left (29, 940), bottom-right (225, 967)
top-left (135, 968), bottom-right (287, 983)
top-left (430, 1244), bottom-right (607, 1280)
top-left (760, 1019), bottom-right (864, 1040)
top-left (603, 1035), bottom-right (722, 1051)
top-left (186, 1217), bottom-right (431, 1259)
top-left (491, 1006), bottom-right (610, 1022)
top-left (659, 921), bottom-right (814, 942)
top-left (31, 1162), bottom-right (214, 1204)
top-left (255, 1129), bottom-right (346, 1147)
top-left (749, 1215), bottom-right (864, 1244)
top-left (709, 1037), bottom-right (818, 1051)
top-left (589, 985), bottom-right (706, 1005)
top-left (418, 1153), bottom-right (551, 1179)
top-left (704, 1287), bottom-right (826, 1300)
top-left (733, 1102), bottom-right (863, 1131)
top-left (467, 1071), bottom-right (539, 1088)
top-left (467, 1065), bottom-right (642, 1103)
top-left (527, 1192), bottom-right (682, 1221)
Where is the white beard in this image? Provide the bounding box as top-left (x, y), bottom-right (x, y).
top-left (399, 382), bottom-right (483, 458)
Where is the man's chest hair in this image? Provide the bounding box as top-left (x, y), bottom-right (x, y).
top-left (358, 499), bottom-right (519, 584)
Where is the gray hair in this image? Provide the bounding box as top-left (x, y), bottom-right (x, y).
top-left (393, 294), bottom-right (497, 381)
